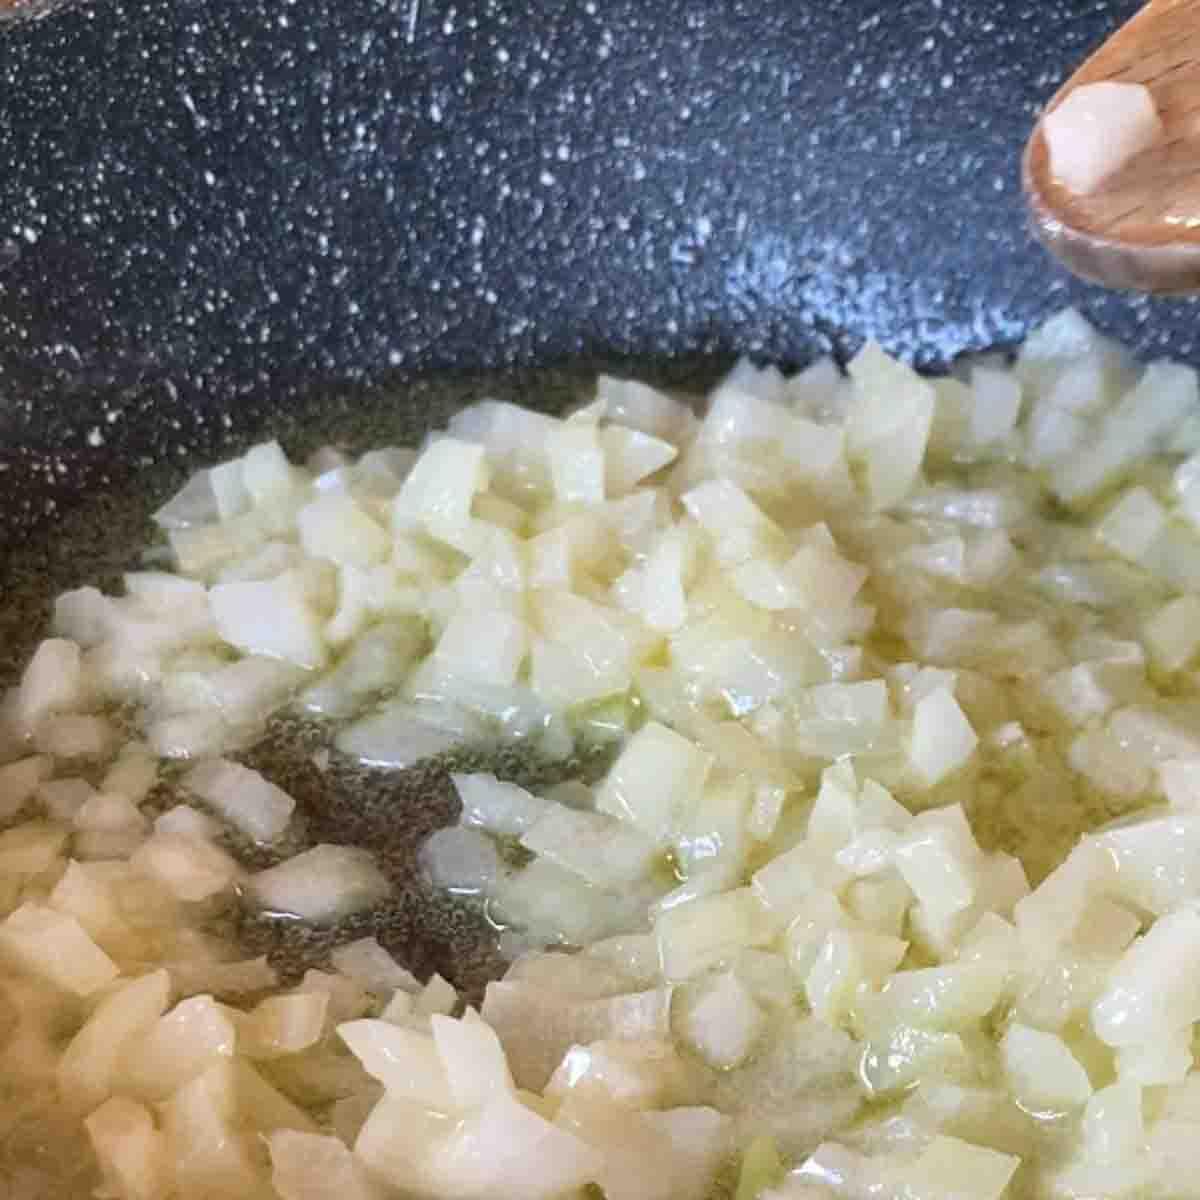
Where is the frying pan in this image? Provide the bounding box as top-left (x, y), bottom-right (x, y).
top-left (0, 0), bottom-right (1188, 990)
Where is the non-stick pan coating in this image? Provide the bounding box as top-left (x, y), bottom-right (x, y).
top-left (0, 0), bottom-right (1191, 985)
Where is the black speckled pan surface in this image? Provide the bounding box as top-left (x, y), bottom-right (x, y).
top-left (0, 0), bottom-right (1190, 984)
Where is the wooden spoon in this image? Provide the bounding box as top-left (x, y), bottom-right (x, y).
top-left (1024, 0), bottom-right (1200, 293)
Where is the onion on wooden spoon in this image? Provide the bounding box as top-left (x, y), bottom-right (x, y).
top-left (1024, 0), bottom-right (1200, 292)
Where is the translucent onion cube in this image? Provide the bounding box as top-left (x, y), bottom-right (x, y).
top-left (0, 755), bottom-right (53, 820)
top-left (1094, 812), bottom-right (1200, 915)
top-left (1043, 81), bottom-right (1162, 195)
top-left (1096, 486), bottom-right (1168, 563)
top-left (488, 858), bottom-right (623, 946)
top-left (545, 1038), bottom-right (684, 1110)
top-left (1053, 361), bottom-right (1197, 504)
top-left (1115, 1025), bottom-right (1192, 1086)
top-left (297, 491), bottom-right (390, 568)
top-left (1081, 1081), bottom-right (1144, 1164)
top-left (531, 589), bottom-right (640, 704)
top-left (48, 859), bottom-right (133, 949)
top-left (102, 750), bottom-right (159, 802)
top-left (454, 772), bottom-right (548, 837)
top-left (0, 820), bottom-right (68, 876)
top-left (58, 969), bottom-right (170, 1113)
top-left (161, 1063), bottom-right (269, 1198)
top-left (893, 806), bottom-right (982, 928)
top-left (16, 637), bottom-right (84, 730)
top-left (268, 1129), bottom-right (384, 1200)
top-left (247, 845), bottom-right (390, 922)
top-left (655, 888), bottom-right (774, 982)
top-left (1092, 906), bottom-right (1200, 1047)
top-left (679, 970), bottom-right (765, 1069)
top-left (596, 721), bottom-right (713, 846)
top-left (909, 687), bottom-right (977, 785)
top-left (330, 937), bottom-right (420, 995)
top-left (210, 570), bottom-right (328, 670)
top-left (36, 712), bottom-right (117, 759)
top-left (335, 702), bottom-right (463, 769)
top-left (337, 1019), bottom-right (455, 1110)
top-left (120, 995), bottom-right (237, 1101)
top-left (391, 437), bottom-right (488, 552)
top-left (1159, 758), bottom-right (1200, 808)
top-left (481, 981), bottom-right (672, 1092)
top-left (613, 524), bottom-right (690, 633)
top-left (1143, 594), bottom-right (1200, 672)
top-left (968, 365), bottom-right (1022, 446)
top-left (597, 374), bottom-right (692, 440)
top-left (420, 825), bottom-right (502, 895)
top-left (681, 478), bottom-right (781, 565)
top-left (547, 418), bottom-right (606, 504)
top-left (432, 607), bottom-right (527, 686)
top-left (428, 1092), bottom-right (604, 1200)
top-left (858, 1024), bottom-right (967, 1097)
top-left (182, 758), bottom-right (296, 842)
top-left (564, 1104), bottom-right (733, 1200)
top-left (130, 832), bottom-right (241, 903)
top-left (873, 960), bottom-right (1007, 1030)
top-left (155, 804), bottom-right (223, 841)
top-left (1013, 840), bottom-right (1117, 955)
top-left (753, 844), bottom-right (846, 928)
top-left (601, 424), bottom-right (678, 495)
top-left (804, 927), bottom-right (907, 1025)
top-left (299, 619), bottom-right (425, 718)
top-left (1175, 450), bottom-right (1200, 527)
top-left (845, 342), bottom-right (935, 510)
top-left (85, 1096), bottom-right (169, 1200)
top-left (415, 972), bottom-right (459, 1017)
top-left (903, 1135), bottom-right (1020, 1200)
top-left (1001, 1023), bottom-right (1093, 1111)
top-left (240, 992), bottom-right (329, 1059)
top-left (354, 1095), bottom-right (459, 1195)
top-left (241, 440), bottom-right (296, 503)
top-left (0, 902), bottom-right (119, 996)
top-left (431, 1011), bottom-right (514, 1109)
top-left (521, 804), bottom-right (658, 889)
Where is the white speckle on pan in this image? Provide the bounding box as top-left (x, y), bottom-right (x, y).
top-left (539, 170), bottom-right (556, 186)
top-left (405, 0), bottom-right (421, 45)
top-left (85, 427), bottom-right (104, 448)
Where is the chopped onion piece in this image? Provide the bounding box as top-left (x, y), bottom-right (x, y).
top-left (247, 844), bottom-right (390, 921)
top-left (1043, 81), bottom-right (1162, 195)
top-left (182, 758), bottom-right (295, 842)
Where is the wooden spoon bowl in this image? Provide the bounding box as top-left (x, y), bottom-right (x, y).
top-left (1025, 0), bottom-right (1200, 293)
